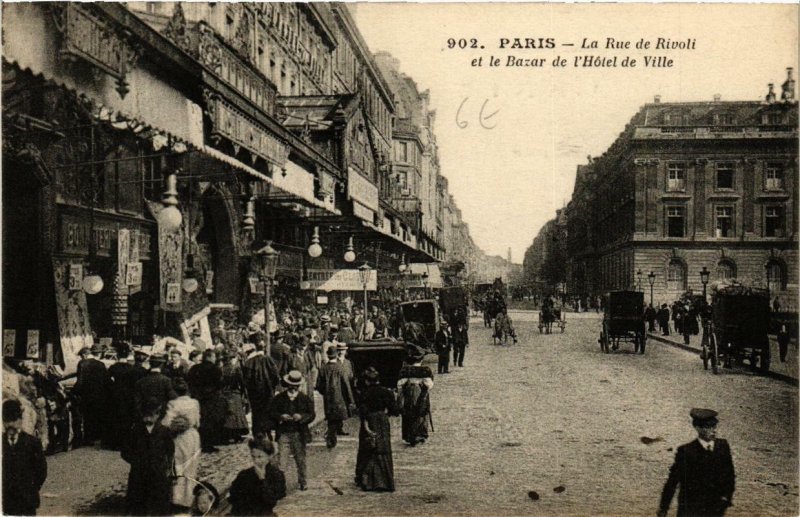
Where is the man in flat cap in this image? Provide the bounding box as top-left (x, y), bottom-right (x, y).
top-left (658, 408), bottom-right (736, 517)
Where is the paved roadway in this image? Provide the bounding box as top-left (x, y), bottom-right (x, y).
top-left (39, 311), bottom-right (798, 516)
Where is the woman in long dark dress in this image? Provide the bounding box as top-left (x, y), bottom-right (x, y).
top-left (219, 351), bottom-right (249, 442)
top-left (396, 348), bottom-right (434, 446)
top-left (355, 367), bottom-right (400, 491)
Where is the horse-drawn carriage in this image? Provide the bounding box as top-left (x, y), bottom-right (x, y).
top-left (701, 285), bottom-right (770, 374)
top-left (538, 302), bottom-right (566, 334)
top-left (599, 290), bottom-right (646, 354)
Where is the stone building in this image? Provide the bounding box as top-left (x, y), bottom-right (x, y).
top-left (564, 71), bottom-right (798, 309)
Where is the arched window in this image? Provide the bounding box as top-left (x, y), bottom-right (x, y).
top-left (716, 259), bottom-right (736, 281)
top-left (667, 259), bottom-right (686, 291)
top-left (766, 260), bottom-right (785, 293)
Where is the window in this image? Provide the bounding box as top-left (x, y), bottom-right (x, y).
top-left (763, 112), bottom-right (784, 125)
top-left (714, 113), bottom-right (735, 125)
top-left (667, 163), bottom-right (686, 191)
top-left (715, 206), bottom-right (734, 238)
top-left (142, 157), bottom-right (161, 202)
top-left (716, 163), bottom-right (734, 190)
top-left (666, 206), bottom-right (685, 237)
top-left (765, 163), bottom-right (784, 190)
top-left (716, 259), bottom-right (735, 281)
top-left (667, 259), bottom-right (686, 291)
top-left (663, 113), bottom-right (683, 126)
top-left (766, 261), bottom-right (785, 292)
top-left (396, 141), bottom-right (408, 163)
top-left (765, 206), bottom-right (784, 237)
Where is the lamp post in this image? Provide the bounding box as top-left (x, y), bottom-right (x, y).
top-left (700, 266), bottom-right (710, 301)
top-left (255, 241), bottom-right (279, 353)
top-left (421, 271), bottom-right (429, 298)
top-left (358, 263), bottom-right (371, 337)
top-left (647, 271), bottom-right (656, 307)
top-left (637, 269), bottom-right (643, 292)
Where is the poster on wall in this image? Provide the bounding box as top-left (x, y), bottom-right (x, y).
top-left (126, 262), bottom-right (143, 286)
top-left (166, 282), bottom-right (182, 305)
top-left (53, 259), bottom-right (94, 374)
top-left (26, 330), bottom-right (40, 359)
top-left (156, 207), bottom-right (183, 311)
top-left (3, 330), bottom-right (16, 357)
top-left (68, 264), bottom-right (83, 291)
top-left (117, 229), bottom-right (130, 295)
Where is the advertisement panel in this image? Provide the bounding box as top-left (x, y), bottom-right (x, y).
top-left (302, 269), bottom-right (377, 291)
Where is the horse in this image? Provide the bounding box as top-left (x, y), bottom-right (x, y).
top-left (493, 312), bottom-right (518, 345)
top-left (541, 306), bottom-right (555, 334)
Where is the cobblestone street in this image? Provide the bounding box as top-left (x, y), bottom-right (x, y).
top-left (37, 312), bottom-right (798, 516)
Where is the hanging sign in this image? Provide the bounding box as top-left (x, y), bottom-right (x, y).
top-left (3, 330), bottom-right (16, 357)
top-left (26, 330), bottom-right (40, 359)
top-left (126, 262), bottom-right (143, 286)
top-left (53, 259), bottom-right (94, 374)
top-left (166, 282), bottom-right (182, 305)
top-left (69, 264), bottom-right (84, 291)
top-left (129, 229), bottom-right (141, 262)
top-left (156, 205), bottom-right (183, 311)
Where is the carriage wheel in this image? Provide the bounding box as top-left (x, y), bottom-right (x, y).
top-left (709, 331), bottom-right (719, 374)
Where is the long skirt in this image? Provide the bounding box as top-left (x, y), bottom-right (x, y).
top-left (221, 389), bottom-right (249, 435)
top-left (172, 427), bottom-right (201, 507)
top-left (199, 392), bottom-right (227, 447)
top-left (401, 386), bottom-right (430, 444)
top-left (356, 411), bottom-right (395, 491)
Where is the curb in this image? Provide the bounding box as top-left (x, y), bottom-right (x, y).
top-left (648, 333), bottom-right (798, 386)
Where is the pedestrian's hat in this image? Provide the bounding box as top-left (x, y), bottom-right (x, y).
top-left (326, 346), bottom-right (340, 358)
top-left (149, 353), bottom-right (167, 366)
top-left (283, 370), bottom-right (303, 386)
top-left (690, 408), bottom-right (718, 426)
top-left (336, 342), bottom-right (348, 350)
top-left (329, 324), bottom-right (339, 331)
top-left (407, 345), bottom-right (426, 362)
top-left (320, 314), bottom-right (331, 323)
top-left (133, 347), bottom-right (150, 358)
top-left (241, 342), bottom-right (256, 354)
top-left (78, 346), bottom-right (92, 357)
top-left (3, 399), bottom-right (23, 422)
top-left (90, 344), bottom-right (104, 355)
top-left (170, 349), bottom-right (182, 356)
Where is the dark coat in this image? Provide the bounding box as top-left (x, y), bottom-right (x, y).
top-left (121, 422), bottom-right (175, 516)
top-left (269, 343), bottom-right (292, 378)
top-left (659, 439), bottom-right (736, 517)
top-left (162, 361), bottom-right (189, 382)
top-left (186, 361), bottom-right (222, 400)
top-left (242, 353), bottom-right (281, 434)
top-left (134, 371), bottom-right (177, 415)
top-left (74, 357), bottom-right (111, 406)
top-left (316, 361), bottom-right (355, 421)
top-left (229, 465), bottom-right (286, 516)
top-left (434, 328), bottom-right (452, 354)
top-left (3, 431), bottom-right (47, 515)
top-left (269, 390), bottom-right (315, 443)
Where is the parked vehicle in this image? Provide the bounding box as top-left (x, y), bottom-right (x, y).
top-left (701, 285), bottom-right (770, 374)
top-left (399, 299), bottom-right (441, 350)
top-left (599, 290), bottom-right (646, 354)
top-left (346, 339), bottom-right (408, 390)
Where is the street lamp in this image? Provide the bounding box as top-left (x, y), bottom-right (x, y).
top-left (637, 269), bottom-right (643, 292)
top-left (700, 266), bottom-right (710, 300)
top-left (358, 263), bottom-right (371, 337)
top-left (647, 271), bottom-right (656, 307)
top-left (421, 271), bottom-right (429, 298)
top-left (307, 226), bottom-right (322, 258)
top-left (343, 236), bottom-right (356, 263)
top-left (255, 241), bottom-right (279, 353)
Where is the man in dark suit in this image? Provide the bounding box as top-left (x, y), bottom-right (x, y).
top-left (434, 319), bottom-right (452, 374)
top-left (242, 340), bottom-right (281, 439)
top-left (269, 370), bottom-right (316, 491)
top-left (3, 399), bottom-right (48, 515)
top-left (74, 345), bottom-right (111, 445)
top-left (658, 408), bottom-right (736, 517)
top-left (163, 349), bottom-right (190, 382)
top-left (134, 354), bottom-right (177, 418)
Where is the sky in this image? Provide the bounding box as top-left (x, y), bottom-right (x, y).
top-left (353, 3), bottom-right (798, 262)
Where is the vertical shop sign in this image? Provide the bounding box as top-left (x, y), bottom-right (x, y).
top-left (52, 259), bottom-right (94, 374)
top-left (117, 229), bottom-right (130, 295)
top-left (69, 263), bottom-right (84, 291)
top-left (3, 330), bottom-right (16, 357)
top-left (26, 330), bottom-right (40, 359)
top-left (158, 221), bottom-right (183, 311)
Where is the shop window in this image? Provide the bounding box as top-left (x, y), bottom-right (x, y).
top-left (667, 259), bottom-right (686, 291)
top-left (715, 206), bottom-right (734, 238)
top-left (716, 163), bottom-right (735, 190)
top-left (765, 206), bottom-right (784, 237)
top-left (716, 259), bottom-right (735, 281)
top-left (666, 206), bottom-right (685, 237)
top-left (765, 163), bottom-right (784, 190)
top-left (666, 163), bottom-right (686, 191)
top-left (766, 261), bottom-right (785, 293)
top-left (142, 157), bottom-right (161, 202)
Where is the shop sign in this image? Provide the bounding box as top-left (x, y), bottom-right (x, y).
top-left (125, 262), bottom-right (143, 286)
top-left (347, 167), bottom-right (379, 213)
top-left (26, 330), bottom-right (40, 359)
top-left (302, 269), bottom-right (377, 292)
top-left (275, 160), bottom-right (316, 204)
top-left (69, 264), bottom-right (84, 291)
top-left (276, 250), bottom-right (303, 272)
top-left (206, 93), bottom-right (289, 169)
top-left (60, 214), bottom-right (152, 259)
top-left (117, 229), bottom-right (130, 293)
top-left (249, 276), bottom-right (265, 295)
top-left (50, 4), bottom-right (139, 98)
top-left (3, 330), bottom-right (16, 357)
top-left (165, 282), bottom-right (182, 305)
top-left (352, 201), bottom-right (374, 223)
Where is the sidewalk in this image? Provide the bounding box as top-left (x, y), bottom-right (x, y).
top-left (648, 330), bottom-right (798, 384)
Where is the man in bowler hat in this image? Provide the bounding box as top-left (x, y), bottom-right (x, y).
top-left (658, 408), bottom-right (735, 517)
top-left (3, 399), bottom-right (48, 515)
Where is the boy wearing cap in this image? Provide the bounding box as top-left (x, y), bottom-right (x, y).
top-left (269, 370), bottom-right (315, 490)
top-left (658, 408), bottom-right (735, 517)
top-left (3, 399), bottom-right (48, 515)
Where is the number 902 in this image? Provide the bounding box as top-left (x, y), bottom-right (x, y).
top-left (447, 38), bottom-right (479, 49)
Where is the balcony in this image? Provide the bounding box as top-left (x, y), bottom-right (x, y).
top-left (633, 125), bottom-right (798, 140)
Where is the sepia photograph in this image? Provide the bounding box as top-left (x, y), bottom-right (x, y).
top-left (1, 2), bottom-right (798, 516)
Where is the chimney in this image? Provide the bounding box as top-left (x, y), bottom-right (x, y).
top-left (781, 67), bottom-right (795, 101)
top-left (766, 83), bottom-right (776, 104)
top-left (654, 95), bottom-right (661, 103)
top-left (713, 94), bottom-right (721, 102)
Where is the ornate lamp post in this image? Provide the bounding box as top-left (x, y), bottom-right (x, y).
top-left (255, 241), bottom-right (279, 352)
top-left (647, 271), bottom-right (656, 307)
top-left (700, 266), bottom-right (710, 300)
top-left (358, 263), bottom-right (371, 337)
